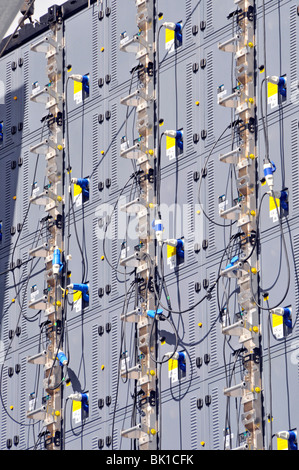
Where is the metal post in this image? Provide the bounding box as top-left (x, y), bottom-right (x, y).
top-left (218, 0), bottom-right (264, 450)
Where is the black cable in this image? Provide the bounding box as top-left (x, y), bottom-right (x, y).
top-left (0, 0), bottom-right (36, 59)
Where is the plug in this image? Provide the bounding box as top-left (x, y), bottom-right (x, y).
top-left (68, 283), bottom-right (89, 302)
top-left (52, 247), bottom-right (63, 275)
top-left (69, 74), bottom-right (90, 94)
top-left (71, 178), bottom-right (89, 198)
top-left (267, 75), bottom-right (287, 97)
top-left (164, 238), bottom-right (184, 259)
top-left (263, 160), bottom-right (276, 191)
top-left (276, 430), bottom-right (297, 450)
top-left (57, 350), bottom-right (68, 366)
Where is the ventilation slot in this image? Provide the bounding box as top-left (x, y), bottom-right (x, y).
top-left (92, 114), bottom-right (99, 197)
top-left (190, 396), bottom-right (198, 449)
top-left (22, 151), bottom-right (29, 236)
top-left (111, 210), bottom-right (118, 298)
top-left (92, 218), bottom-right (99, 307)
top-left (20, 253), bottom-right (28, 341)
top-left (207, 159), bottom-right (216, 255)
top-left (23, 51), bottom-right (30, 135)
top-left (5, 62), bottom-right (12, 146)
top-left (187, 171), bottom-right (195, 264)
top-left (291, 120), bottom-right (299, 214)
top-left (186, 63), bottom-right (193, 154)
top-left (293, 234), bottom-right (299, 336)
top-left (290, 6), bottom-right (297, 86)
top-left (91, 324), bottom-right (99, 417)
top-left (111, 315), bottom-right (119, 410)
top-left (205, 0), bottom-right (214, 36)
top-left (110, 103), bottom-right (118, 192)
top-left (92, 10), bottom-right (99, 97)
top-left (185, 0), bottom-right (192, 44)
top-left (5, 160), bottom-right (12, 241)
top-left (188, 281), bottom-right (196, 367)
top-left (209, 272), bottom-right (218, 368)
top-left (110, 0), bottom-right (118, 87)
top-left (0, 367), bottom-right (8, 449)
top-left (211, 387), bottom-right (220, 449)
top-left (206, 51), bottom-right (214, 143)
top-left (19, 357), bottom-right (27, 448)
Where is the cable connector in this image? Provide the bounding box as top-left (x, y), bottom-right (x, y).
top-left (267, 75), bottom-right (287, 97)
top-left (152, 219), bottom-right (164, 245)
top-left (52, 247), bottom-right (63, 275)
top-left (164, 130), bottom-right (183, 150)
top-left (68, 283), bottom-right (89, 302)
top-left (162, 21), bottom-right (182, 43)
top-left (275, 430), bottom-right (297, 450)
top-left (263, 160), bottom-right (276, 191)
top-left (271, 307), bottom-right (292, 329)
top-left (164, 238), bottom-right (184, 259)
top-left (69, 74), bottom-right (90, 94)
top-left (147, 308), bottom-right (163, 319)
top-left (57, 350), bottom-right (68, 366)
top-left (68, 392), bottom-right (89, 412)
top-left (71, 178), bottom-right (89, 198)
top-left (165, 351), bottom-right (186, 371)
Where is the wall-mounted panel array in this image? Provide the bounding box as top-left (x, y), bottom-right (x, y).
top-left (0, 0), bottom-right (299, 452)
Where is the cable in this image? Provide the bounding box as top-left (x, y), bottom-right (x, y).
top-left (0, 0), bottom-right (36, 59)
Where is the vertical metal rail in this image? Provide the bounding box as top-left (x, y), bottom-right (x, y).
top-left (26, 7), bottom-right (65, 450)
top-left (119, 0), bottom-right (158, 450)
top-left (218, 0), bottom-right (263, 450)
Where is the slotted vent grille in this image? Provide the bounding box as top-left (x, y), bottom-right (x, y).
top-left (206, 51), bottom-right (214, 143)
top-left (186, 63), bottom-right (193, 154)
top-left (91, 324), bottom-right (99, 417)
top-left (92, 10), bottom-right (99, 97)
top-left (23, 51), bottom-right (30, 135)
top-left (5, 62), bottom-right (12, 146)
top-left (92, 114), bottom-right (99, 196)
top-left (110, 103), bottom-right (118, 192)
top-left (111, 0), bottom-right (118, 87)
top-left (207, 159), bottom-right (216, 255)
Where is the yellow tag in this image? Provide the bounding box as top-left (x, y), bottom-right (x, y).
top-left (166, 135), bottom-right (175, 150)
top-left (167, 244), bottom-right (176, 259)
top-left (73, 290), bottom-right (82, 302)
top-left (165, 28), bottom-right (175, 45)
top-left (73, 183), bottom-right (82, 197)
top-left (74, 80), bottom-right (82, 95)
top-left (268, 82), bottom-right (278, 98)
top-left (277, 437), bottom-right (288, 450)
top-left (269, 196), bottom-right (280, 212)
top-left (272, 313), bottom-right (283, 329)
top-left (73, 400), bottom-right (81, 413)
top-left (168, 359), bottom-right (178, 371)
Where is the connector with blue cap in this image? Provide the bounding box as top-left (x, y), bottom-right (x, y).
top-left (267, 75), bottom-right (287, 98)
top-left (275, 430), bottom-right (297, 450)
top-left (68, 283), bottom-right (89, 303)
top-left (52, 247), bottom-right (63, 275)
top-left (71, 177), bottom-right (89, 199)
top-left (68, 392), bottom-right (89, 413)
top-left (163, 22), bottom-right (183, 45)
top-left (57, 350), bottom-right (68, 366)
top-left (164, 238), bottom-right (184, 260)
top-left (0, 122), bottom-right (3, 142)
top-left (152, 219), bottom-right (164, 245)
top-left (165, 350), bottom-right (186, 373)
top-left (225, 255), bottom-right (239, 270)
top-left (147, 308), bottom-right (163, 319)
top-left (262, 160), bottom-right (276, 190)
top-left (69, 73), bottom-right (90, 95)
top-left (164, 129), bottom-right (183, 151)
